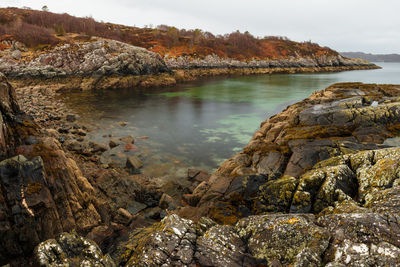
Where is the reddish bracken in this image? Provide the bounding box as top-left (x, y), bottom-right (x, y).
top-left (0, 7), bottom-right (337, 60)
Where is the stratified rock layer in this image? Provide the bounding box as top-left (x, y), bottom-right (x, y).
top-left (0, 74), bottom-right (113, 265)
top-left (0, 72), bottom-right (21, 158)
top-left (165, 53), bottom-right (374, 69)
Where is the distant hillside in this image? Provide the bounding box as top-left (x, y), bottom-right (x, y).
top-left (340, 52), bottom-right (400, 62)
top-left (0, 7), bottom-right (341, 60)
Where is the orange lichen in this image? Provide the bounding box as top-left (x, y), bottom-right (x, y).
top-left (287, 218), bottom-right (299, 224)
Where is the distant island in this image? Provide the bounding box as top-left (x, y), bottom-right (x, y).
top-left (341, 52), bottom-right (400, 62)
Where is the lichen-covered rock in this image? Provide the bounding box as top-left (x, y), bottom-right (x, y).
top-left (258, 175), bottom-right (298, 212)
top-left (113, 214), bottom-right (266, 266)
top-left (318, 213), bottom-right (400, 266)
top-left (195, 225), bottom-right (257, 267)
top-left (236, 214), bottom-right (330, 265)
top-left (290, 164), bottom-right (357, 213)
top-left (216, 83), bottom-right (400, 180)
top-left (115, 214), bottom-right (197, 266)
top-left (187, 83), bottom-right (400, 224)
top-left (354, 148), bottom-right (400, 199)
top-left (34, 232), bottom-right (115, 266)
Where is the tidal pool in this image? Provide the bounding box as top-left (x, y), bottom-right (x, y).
top-left (61, 63), bottom-right (400, 178)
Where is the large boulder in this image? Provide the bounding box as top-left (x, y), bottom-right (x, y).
top-left (319, 213), bottom-right (400, 266)
top-left (34, 232), bottom-right (115, 266)
top-left (236, 214), bottom-right (330, 266)
top-left (113, 213), bottom-right (331, 266)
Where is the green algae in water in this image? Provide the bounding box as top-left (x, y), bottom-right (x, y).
top-left (201, 113), bottom-right (261, 145)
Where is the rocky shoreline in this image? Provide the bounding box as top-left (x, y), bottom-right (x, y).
top-left (8, 64), bottom-right (378, 92)
top-left (1, 36), bottom-right (379, 91)
top-left (2, 67), bottom-right (400, 265)
top-left (0, 10), bottom-right (396, 266)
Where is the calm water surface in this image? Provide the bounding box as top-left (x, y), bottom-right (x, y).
top-left (62, 63), bottom-right (400, 178)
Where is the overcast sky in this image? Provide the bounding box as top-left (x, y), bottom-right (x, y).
top-left (1, 0), bottom-right (399, 54)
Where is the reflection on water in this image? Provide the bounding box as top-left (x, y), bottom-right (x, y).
top-left (61, 63), bottom-right (400, 178)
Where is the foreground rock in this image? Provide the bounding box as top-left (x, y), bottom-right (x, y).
top-left (35, 232), bottom-right (115, 266)
top-left (6, 73), bottom-right (400, 266)
top-left (48, 208), bottom-right (400, 266)
top-left (0, 73), bottom-right (161, 265)
top-left (176, 83), bottom-right (400, 223)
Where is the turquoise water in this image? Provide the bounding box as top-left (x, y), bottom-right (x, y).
top-left (62, 63), bottom-right (400, 178)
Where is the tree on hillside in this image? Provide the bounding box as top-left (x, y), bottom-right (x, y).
top-left (42, 5), bottom-right (49, 12)
top-left (166, 27), bottom-right (179, 48)
top-left (54, 24), bottom-right (65, 36)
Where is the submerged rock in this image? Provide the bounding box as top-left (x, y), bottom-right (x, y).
top-left (126, 156), bottom-right (143, 173)
top-left (119, 135), bottom-right (134, 144)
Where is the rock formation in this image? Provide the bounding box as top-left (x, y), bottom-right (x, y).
top-left (4, 72), bottom-right (400, 266)
top-left (0, 39), bottom-right (169, 78)
top-left (165, 53), bottom-right (373, 69)
top-left (30, 82), bottom-right (400, 266)
top-left (0, 74), bottom-right (116, 265)
top-left (1, 36), bottom-right (378, 91)
top-left (176, 83), bottom-right (400, 222)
